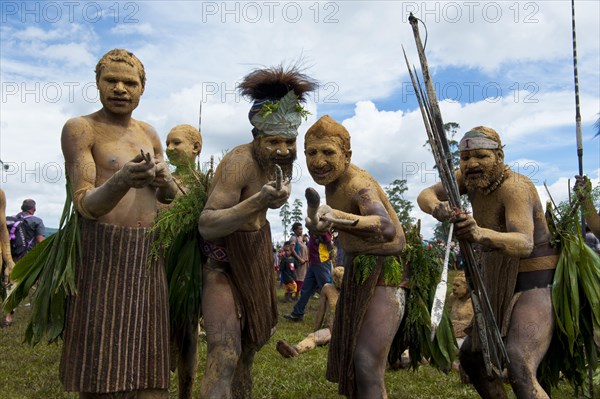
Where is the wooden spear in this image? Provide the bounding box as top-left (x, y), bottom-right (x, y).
top-left (405, 12), bottom-right (508, 377)
top-left (571, 0), bottom-right (583, 178)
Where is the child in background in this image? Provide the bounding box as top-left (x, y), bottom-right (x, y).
top-left (279, 244), bottom-right (298, 302)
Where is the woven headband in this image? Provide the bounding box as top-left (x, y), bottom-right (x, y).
top-left (459, 130), bottom-right (500, 151)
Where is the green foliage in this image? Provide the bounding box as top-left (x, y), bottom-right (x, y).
top-left (353, 254), bottom-right (377, 284)
top-left (257, 93), bottom-right (311, 120)
top-left (165, 229), bottom-right (203, 329)
top-left (291, 198), bottom-right (304, 224)
top-left (279, 201), bottom-right (291, 241)
top-left (150, 165), bottom-right (211, 262)
top-left (389, 220), bottom-right (457, 372)
top-left (384, 179), bottom-right (415, 226)
top-left (4, 181), bottom-right (80, 345)
top-left (352, 255), bottom-right (403, 287)
top-left (539, 191), bottom-right (600, 393)
top-left (150, 163), bottom-right (211, 329)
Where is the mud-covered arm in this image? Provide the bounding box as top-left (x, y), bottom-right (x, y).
top-left (417, 171), bottom-right (466, 221)
top-left (0, 190), bottom-right (15, 277)
top-left (198, 161), bottom-right (290, 241)
top-left (575, 175), bottom-right (600, 237)
top-left (324, 188), bottom-right (396, 242)
top-left (453, 191), bottom-right (534, 258)
top-left (62, 118), bottom-right (155, 220)
top-left (149, 124), bottom-right (177, 204)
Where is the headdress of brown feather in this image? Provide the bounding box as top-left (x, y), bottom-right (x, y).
top-left (239, 65), bottom-right (318, 138)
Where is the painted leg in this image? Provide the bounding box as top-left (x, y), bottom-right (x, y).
top-left (295, 333), bottom-right (318, 354)
top-left (231, 345), bottom-right (256, 399)
top-left (353, 287), bottom-right (405, 399)
top-left (459, 337), bottom-right (507, 399)
top-left (177, 319), bottom-right (199, 399)
top-left (200, 269), bottom-right (242, 399)
top-left (506, 288), bottom-right (553, 399)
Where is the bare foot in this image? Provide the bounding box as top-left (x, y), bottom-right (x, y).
top-left (276, 340), bottom-right (299, 358)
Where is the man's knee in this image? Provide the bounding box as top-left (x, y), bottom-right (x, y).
top-left (354, 347), bottom-right (384, 383)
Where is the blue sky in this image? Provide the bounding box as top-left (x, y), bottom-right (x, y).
top-left (1, 1), bottom-right (599, 240)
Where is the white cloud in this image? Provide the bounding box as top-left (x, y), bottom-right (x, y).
top-left (111, 23), bottom-right (153, 36)
top-left (0, 0), bottom-right (598, 245)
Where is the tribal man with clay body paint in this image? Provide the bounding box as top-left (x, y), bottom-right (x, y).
top-left (418, 126), bottom-right (557, 399)
top-left (304, 115), bottom-right (406, 398)
top-left (197, 66), bottom-right (316, 398)
top-left (60, 49), bottom-right (177, 398)
top-left (164, 124), bottom-right (203, 399)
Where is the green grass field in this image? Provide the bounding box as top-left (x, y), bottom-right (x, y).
top-left (0, 286), bottom-right (588, 399)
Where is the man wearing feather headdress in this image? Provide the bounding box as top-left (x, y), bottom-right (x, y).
top-left (60, 49), bottom-right (177, 398)
top-left (418, 126), bottom-right (556, 399)
top-left (198, 65), bottom-right (316, 398)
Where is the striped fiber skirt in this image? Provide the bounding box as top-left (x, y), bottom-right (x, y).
top-left (60, 219), bottom-right (170, 393)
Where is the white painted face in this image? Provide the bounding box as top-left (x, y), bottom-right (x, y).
top-left (304, 136), bottom-right (350, 186)
top-left (452, 278), bottom-right (468, 298)
top-left (460, 149), bottom-right (503, 191)
top-left (97, 61), bottom-right (144, 116)
top-left (166, 128), bottom-right (200, 167)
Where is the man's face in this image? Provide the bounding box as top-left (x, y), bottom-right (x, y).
top-left (293, 225), bottom-right (303, 236)
top-left (460, 149), bottom-right (503, 191)
top-left (97, 61), bottom-right (143, 115)
top-left (253, 135), bottom-right (297, 179)
top-left (452, 279), bottom-right (468, 298)
top-left (166, 130), bottom-right (199, 168)
top-left (305, 136), bottom-right (350, 186)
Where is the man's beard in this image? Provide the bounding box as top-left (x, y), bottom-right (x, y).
top-left (252, 142), bottom-right (296, 181)
top-left (463, 163), bottom-right (504, 192)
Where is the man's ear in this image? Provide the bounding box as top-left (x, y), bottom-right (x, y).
top-left (496, 149), bottom-right (504, 163)
top-left (345, 149), bottom-right (352, 166)
top-left (193, 141), bottom-right (201, 155)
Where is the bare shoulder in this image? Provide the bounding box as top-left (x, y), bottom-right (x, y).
top-left (352, 167), bottom-right (387, 200)
top-left (136, 119), bottom-right (163, 152)
top-left (215, 143), bottom-right (255, 173)
top-left (61, 116), bottom-right (94, 147)
top-left (349, 166), bottom-right (377, 191)
top-left (137, 119), bottom-right (159, 137)
top-left (208, 143), bottom-right (255, 195)
top-left (500, 170), bottom-right (537, 200)
top-left (223, 143), bottom-right (253, 163)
